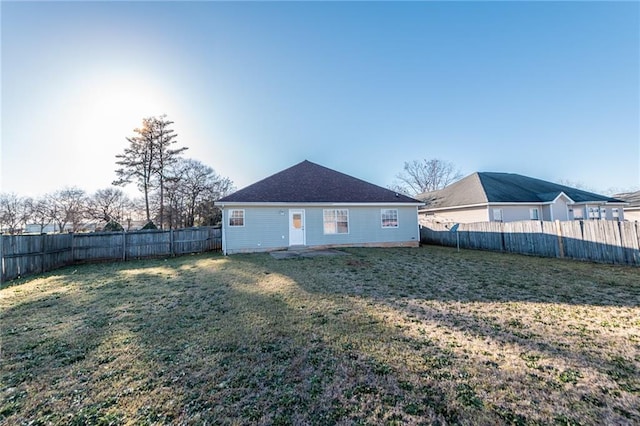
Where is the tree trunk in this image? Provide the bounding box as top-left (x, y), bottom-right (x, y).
top-left (143, 182), bottom-right (151, 223)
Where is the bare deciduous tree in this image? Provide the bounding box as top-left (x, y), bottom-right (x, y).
top-left (48, 187), bottom-right (87, 233)
top-left (87, 188), bottom-right (132, 227)
top-left (113, 115), bottom-right (186, 228)
top-left (0, 193), bottom-right (31, 234)
top-left (28, 197), bottom-right (53, 233)
top-left (391, 159), bottom-right (462, 196)
top-left (164, 158), bottom-right (234, 228)
top-left (113, 118), bottom-right (157, 223)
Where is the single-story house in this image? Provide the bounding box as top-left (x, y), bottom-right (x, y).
top-left (613, 190), bottom-right (640, 222)
top-left (215, 160), bottom-right (423, 254)
top-left (419, 172), bottom-right (626, 224)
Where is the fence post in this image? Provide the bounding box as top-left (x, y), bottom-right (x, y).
top-left (70, 232), bottom-right (75, 263)
top-left (0, 232), bottom-right (4, 284)
top-left (41, 233), bottom-right (46, 274)
top-left (555, 220), bottom-right (565, 258)
top-left (635, 221), bottom-right (640, 259)
top-left (122, 230), bottom-right (126, 261)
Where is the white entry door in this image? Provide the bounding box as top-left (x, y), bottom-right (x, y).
top-left (289, 209), bottom-right (305, 246)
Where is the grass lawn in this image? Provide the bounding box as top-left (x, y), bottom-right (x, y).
top-left (1, 246), bottom-right (639, 425)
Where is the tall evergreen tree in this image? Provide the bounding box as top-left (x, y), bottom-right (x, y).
top-left (113, 115), bottom-right (186, 227)
top-left (150, 116), bottom-right (187, 228)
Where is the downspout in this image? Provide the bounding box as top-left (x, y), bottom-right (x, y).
top-left (220, 206), bottom-right (227, 255)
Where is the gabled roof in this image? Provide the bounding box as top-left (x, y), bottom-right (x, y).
top-left (614, 190), bottom-right (640, 208)
top-left (421, 172), bottom-right (624, 209)
top-left (217, 160), bottom-right (422, 204)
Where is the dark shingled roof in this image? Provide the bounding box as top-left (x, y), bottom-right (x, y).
top-left (218, 160), bottom-right (422, 204)
top-left (422, 172), bottom-right (624, 209)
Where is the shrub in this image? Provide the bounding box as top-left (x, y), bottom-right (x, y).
top-left (103, 220), bottom-right (124, 232)
top-left (141, 221), bottom-right (158, 230)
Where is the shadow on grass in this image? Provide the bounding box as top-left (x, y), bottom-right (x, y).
top-left (2, 248), bottom-right (639, 424)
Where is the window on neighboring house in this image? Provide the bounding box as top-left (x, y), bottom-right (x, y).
top-left (600, 208), bottom-right (607, 220)
top-left (381, 209), bottom-right (398, 228)
top-left (323, 209), bottom-right (349, 234)
top-left (612, 208), bottom-right (620, 219)
top-left (493, 208), bottom-right (503, 222)
top-left (229, 209), bottom-right (244, 227)
top-left (572, 208), bottom-right (583, 220)
top-left (530, 208), bottom-right (540, 220)
top-left (588, 207), bottom-right (600, 219)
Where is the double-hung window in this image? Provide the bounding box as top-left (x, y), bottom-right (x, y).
top-left (323, 209), bottom-right (349, 234)
top-left (229, 209), bottom-right (245, 227)
top-left (600, 208), bottom-right (607, 220)
top-left (381, 209), bottom-right (398, 228)
top-left (573, 208), bottom-right (584, 220)
top-left (530, 208), bottom-right (540, 220)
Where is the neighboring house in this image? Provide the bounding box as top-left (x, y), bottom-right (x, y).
top-left (23, 222), bottom-right (99, 234)
top-left (24, 223), bottom-right (61, 234)
top-left (419, 172), bottom-right (626, 224)
top-left (215, 160), bottom-right (423, 254)
top-left (614, 190), bottom-right (640, 222)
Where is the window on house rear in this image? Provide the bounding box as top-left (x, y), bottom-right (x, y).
top-left (530, 208), bottom-right (540, 220)
top-left (323, 209), bottom-right (349, 234)
top-left (493, 209), bottom-right (503, 222)
top-left (229, 209), bottom-right (244, 227)
top-left (612, 208), bottom-right (620, 219)
top-left (381, 209), bottom-right (398, 228)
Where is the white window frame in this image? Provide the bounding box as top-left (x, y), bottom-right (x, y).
top-left (529, 208), bottom-right (540, 221)
top-left (229, 209), bottom-right (245, 227)
top-left (573, 207), bottom-right (584, 220)
top-left (323, 209), bottom-right (349, 235)
top-left (381, 209), bottom-right (399, 228)
top-left (493, 208), bottom-right (503, 222)
top-left (612, 208), bottom-right (620, 219)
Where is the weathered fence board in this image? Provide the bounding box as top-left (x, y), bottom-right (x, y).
top-left (1, 227), bottom-right (222, 282)
top-left (619, 221), bottom-right (640, 265)
top-left (421, 220), bottom-right (640, 266)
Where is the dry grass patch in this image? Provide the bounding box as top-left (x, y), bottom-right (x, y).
top-left (1, 247), bottom-right (639, 425)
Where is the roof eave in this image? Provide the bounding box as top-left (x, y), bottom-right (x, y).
top-left (216, 201), bottom-right (424, 207)
top-left (421, 202), bottom-right (488, 212)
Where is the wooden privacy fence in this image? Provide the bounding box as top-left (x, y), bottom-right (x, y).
top-left (421, 220), bottom-right (640, 266)
top-left (1, 227), bottom-right (222, 282)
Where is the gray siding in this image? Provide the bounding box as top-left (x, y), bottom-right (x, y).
top-left (223, 205), bottom-right (419, 254)
top-left (491, 204), bottom-right (541, 222)
top-left (223, 207), bottom-right (289, 253)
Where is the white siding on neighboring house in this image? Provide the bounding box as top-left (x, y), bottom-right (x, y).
top-left (549, 196), bottom-right (570, 221)
top-left (624, 208), bottom-right (640, 222)
top-left (572, 204), bottom-right (626, 221)
top-left (420, 206), bottom-right (488, 224)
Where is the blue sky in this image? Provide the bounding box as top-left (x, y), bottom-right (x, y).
top-left (2, 1), bottom-right (639, 198)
